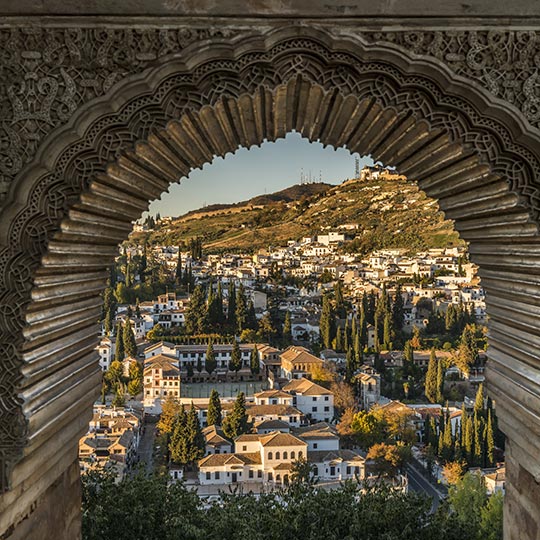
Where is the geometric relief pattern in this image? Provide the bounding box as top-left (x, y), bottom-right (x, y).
top-left (1, 27), bottom-right (540, 492)
top-left (3, 27), bottom-right (540, 202)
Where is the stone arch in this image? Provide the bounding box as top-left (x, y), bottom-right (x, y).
top-left (1, 26), bottom-right (540, 536)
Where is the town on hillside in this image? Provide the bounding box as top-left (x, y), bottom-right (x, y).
top-left (80, 166), bottom-right (504, 508)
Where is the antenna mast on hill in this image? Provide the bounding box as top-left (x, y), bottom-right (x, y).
top-left (319, 170), bottom-right (322, 183)
top-left (300, 168), bottom-right (304, 185)
top-left (355, 157), bottom-right (360, 178)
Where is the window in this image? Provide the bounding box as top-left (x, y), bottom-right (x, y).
top-left (312, 406), bottom-right (317, 412)
top-left (242, 445), bottom-right (247, 451)
top-left (291, 451), bottom-right (295, 459)
top-left (258, 470), bottom-right (262, 478)
top-left (206, 472), bottom-right (211, 480)
top-left (313, 443), bottom-right (318, 449)
top-left (268, 452), bottom-right (273, 460)
top-left (346, 466), bottom-right (351, 475)
top-left (215, 472), bottom-right (220, 479)
top-left (249, 470), bottom-right (254, 478)
top-left (283, 451), bottom-right (288, 459)
top-left (275, 452), bottom-right (280, 459)
top-left (324, 396), bottom-right (329, 401)
top-left (312, 397), bottom-right (317, 401)
top-left (324, 406), bottom-right (330, 412)
top-left (298, 451), bottom-right (303, 458)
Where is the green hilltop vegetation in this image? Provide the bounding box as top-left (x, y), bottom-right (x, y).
top-left (133, 176), bottom-right (463, 254)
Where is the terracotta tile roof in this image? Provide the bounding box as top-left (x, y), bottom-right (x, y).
top-left (199, 452), bottom-right (261, 467)
top-left (143, 354), bottom-right (179, 376)
top-left (254, 390), bottom-right (292, 399)
top-left (308, 449), bottom-right (365, 464)
top-left (247, 404), bottom-right (303, 417)
top-left (282, 378), bottom-right (333, 396)
top-left (280, 346), bottom-right (324, 365)
top-left (202, 425), bottom-right (231, 446)
top-left (259, 432), bottom-right (306, 447)
top-left (254, 419), bottom-right (291, 431)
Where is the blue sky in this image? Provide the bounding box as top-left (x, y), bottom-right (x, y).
top-left (147, 132), bottom-right (374, 217)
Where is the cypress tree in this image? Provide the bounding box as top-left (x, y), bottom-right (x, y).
top-left (207, 389), bottom-right (222, 426)
top-left (335, 327), bottom-right (344, 352)
top-left (403, 340), bottom-right (414, 377)
top-left (205, 341), bottom-right (217, 374)
top-left (235, 283), bottom-right (248, 335)
top-left (229, 340), bottom-right (242, 373)
top-left (246, 299), bottom-right (257, 331)
top-left (485, 410), bottom-right (495, 467)
top-left (216, 281), bottom-right (224, 325)
top-left (345, 346), bottom-right (355, 381)
top-left (436, 357), bottom-right (444, 403)
top-left (463, 413), bottom-right (473, 465)
top-left (250, 345), bottom-right (260, 375)
top-left (123, 319), bottom-right (137, 358)
top-left (354, 331), bottom-right (362, 366)
top-left (425, 348), bottom-right (438, 403)
top-left (441, 417), bottom-right (454, 462)
top-left (474, 383), bottom-right (485, 417)
top-left (114, 323), bottom-right (125, 362)
top-left (185, 404), bottom-right (205, 464)
top-left (283, 311), bottom-right (292, 346)
top-left (196, 356), bottom-right (203, 373)
top-left (392, 284), bottom-right (404, 335)
top-left (383, 311), bottom-right (393, 350)
top-left (473, 412), bottom-right (483, 467)
top-left (175, 249), bottom-right (182, 286)
top-left (428, 416), bottom-right (438, 450)
top-left (185, 284), bottom-right (207, 334)
top-left (227, 282), bottom-right (236, 327)
top-left (169, 405), bottom-right (187, 464)
top-left (222, 392), bottom-right (250, 439)
top-left (319, 294), bottom-right (335, 349)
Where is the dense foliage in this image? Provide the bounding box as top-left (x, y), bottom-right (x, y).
top-left (82, 471), bottom-right (498, 540)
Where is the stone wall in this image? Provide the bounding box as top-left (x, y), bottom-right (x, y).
top-left (2, 452), bottom-right (81, 540)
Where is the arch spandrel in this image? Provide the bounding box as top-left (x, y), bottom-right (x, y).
top-left (1, 26), bottom-right (540, 536)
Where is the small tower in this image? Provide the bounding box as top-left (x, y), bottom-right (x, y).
top-left (355, 156), bottom-right (360, 179)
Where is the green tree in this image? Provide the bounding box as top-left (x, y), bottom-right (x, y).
top-left (257, 312), bottom-right (276, 343)
top-left (350, 410), bottom-right (385, 449)
top-left (185, 284), bottom-right (207, 334)
top-left (227, 282), bottom-right (236, 328)
top-left (175, 249), bottom-right (182, 286)
top-left (169, 405), bottom-right (187, 464)
top-left (229, 340), bottom-right (242, 373)
top-left (235, 283), bottom-right (248, 334)
top-left (447, 472), bottom-right (488, 537)
top-left (222, 392), bottom-right (250, 439)
top-left (250, 345), bottom-right (260, 375)
top-left (114, 323), bottom-right (125, 362)
top-left (392, 284), bottom-right (404, 336)
top-left (436, 357), bottom-right (444, 403)
top-left (425, 349), bottom-right (438, 403)
top-left (383, 311), bottom-right (393, 350)
top-left (207, 389), bottom-right (222, 426)
top-left (157, 395), bottom-right (181, 435)
top-left (105, 360), bottom-right (124, 391)
top-left (146, 323), bottom-right (164, 341)
top-left (205, 341), bottom-right (217, 374)
top-left (123, 320), bottom-right (137, 358)
top-left (127, 361), bottom-right (143, 396)
top-left (456, 324), bottom-right (477, 375)
top-left (485, 410), bottom-right (495, 467)
top-left (319, 293), bottom-right (336, 349)
top-left (112, 388), bottom-right (125, 408)
top-left (283, 311), bottom-right (292, 346)
top-left (479, 491), bottom-right (504, 540)
top-left (184, 404), bottom-right (205, 464)
top-left (474, 383), bottom-right (485, 416)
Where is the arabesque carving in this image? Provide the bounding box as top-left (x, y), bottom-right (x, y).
top-left (3, 27), bottom-right (540, 202)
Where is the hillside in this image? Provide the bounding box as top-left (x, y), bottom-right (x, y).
top-left (133, 177), bottom-right (463, 253)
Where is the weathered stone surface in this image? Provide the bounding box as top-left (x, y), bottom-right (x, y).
top-left (3, 453), bottom-right (81, 540)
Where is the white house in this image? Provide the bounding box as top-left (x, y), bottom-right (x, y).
top-left (282, 378), bottom-right (334, 423)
